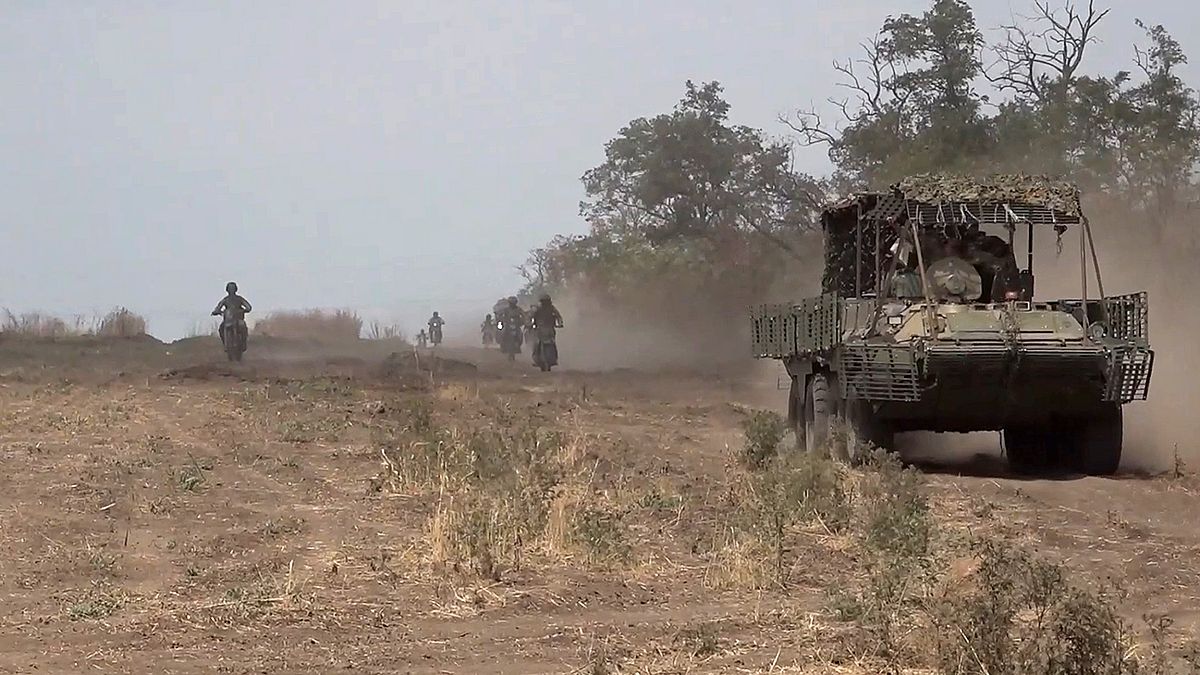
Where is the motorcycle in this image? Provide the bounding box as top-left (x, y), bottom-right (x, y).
top-left (530, 322), bottom-right (560, 372)
top-left (429, 324), bottom-right (444, 346)
top-left (496, 319), bottom-right (522, 362)
top-left (218, 318), bottom-right (247, 362)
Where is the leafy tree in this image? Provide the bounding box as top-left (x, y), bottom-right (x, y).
top-left (789, 0), bottom-right (989, 186)
top-left (581, 80), bottom-right (823, 256)
top-left (1118, 20), bottom-right (1200, 218)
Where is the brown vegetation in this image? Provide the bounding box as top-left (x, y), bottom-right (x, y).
top-left (96, 307), bottom-right (147, 338)
top-left (0, 310), bottom-right (85, 338)
top-left (1, 308), bottom-right (148, 339)
top-left (252, 308), bottom-right (364, 342)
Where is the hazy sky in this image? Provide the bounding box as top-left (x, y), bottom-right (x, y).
top-left (3, 1), bottom-right (1196, 338)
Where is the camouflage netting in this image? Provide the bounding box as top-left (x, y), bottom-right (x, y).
top-left (894, 173), bottom-right (1081, 216)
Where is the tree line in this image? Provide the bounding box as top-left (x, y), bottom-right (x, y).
top-left (522, 0), bottom-right (1198, 316)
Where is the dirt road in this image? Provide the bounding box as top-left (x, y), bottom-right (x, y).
top-left (0, 338), bottom-right (1196, 673)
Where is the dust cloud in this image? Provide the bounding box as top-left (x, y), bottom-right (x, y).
top-left (548, 259), bottom-right (819, 373)
top-left (1032, 201), bottom-right (1200, 471)
top-left (549, 290), bottom-right (744, 372)
top-left (1094, 208), bottom-right (1199, 472)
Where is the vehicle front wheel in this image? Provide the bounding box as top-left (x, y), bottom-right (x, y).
top-left (1071, 405), bottom-right (1123, 476)
top-left (844, 398), bottom-right (893, 464)
top-left (1003, 426), bottom-right (1061, 474)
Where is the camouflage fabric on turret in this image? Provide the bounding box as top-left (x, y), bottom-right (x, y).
top-left (894, 174), bottom-right (1081, 216)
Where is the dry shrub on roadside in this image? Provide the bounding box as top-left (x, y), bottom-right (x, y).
top-left (739, 410), bottom-right (787, 470)
top-left (806, 449), bottom-right (1143, 674)
top-left (390, 404), bottom-right (630, 579)
top-left (96, 307), bottom-right (147, 337)
top-left (926, 540), bottom-right (1137, 675)
top-left (253, 308), bottom-right (363, 342)
top-left (707, 451), bottom-right (850, 589)
top-left (0, 310), bottom-right (86, 338)
top-left (2, 307), bottom-right (146, 338)
top-left (365, 321), bottom-right (406, 341)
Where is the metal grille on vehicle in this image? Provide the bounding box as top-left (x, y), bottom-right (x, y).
top-left (1105, 347), bottom-right (1154, 402)
top-left (905, 201), bottom-right (1081, 226)
top-left (841, 345), bottom-right (921, 402)
top-left (1104, 292), bottom-right (1150, 346)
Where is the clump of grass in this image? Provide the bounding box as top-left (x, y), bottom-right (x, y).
top-left (429, 470), bottom-right (561, 580)
top-left (212, 561), bottom-right (310, 621)
top-left (739, 410), bottom-right (787, 470)
top-left (66, 585), bottom-right (126, 621)
top-left (675, 622), bottom-right (722, 658)
top-left (175, 456), bottom-right (211, 492)
top-left (413, 405), bottom-right (631, 579)
top-left (253, 308), bottom-right (363, 342)
top-left (569, 503), bottom-right (630, 564)
top-left (579, 633), bottom-right (624, 675)
top-left (800, 447), bottom-right (1147, 673)
top-left (87, 544), bottom-right (120, 576)
top-left (96, 307), bottom-right (147, 337)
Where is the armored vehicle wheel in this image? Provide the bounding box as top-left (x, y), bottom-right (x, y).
top-left (1072, 405), bottom-right (1123, 476)
top-left (804, 373), bottom-right (837, 455)
top-left (1003, 426), bottom-right (1062, 474)
top-left (788, 377), bottom-right (804, 440)
top-left (844, 399), bottom-right (893, 464)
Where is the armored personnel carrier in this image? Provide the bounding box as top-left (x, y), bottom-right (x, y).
top-left (751, 174), bottom-right (1153, 475)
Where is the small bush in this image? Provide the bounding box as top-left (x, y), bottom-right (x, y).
top-left (740, 410), bottom-right (787, 470)
top-left (253, 309), bottom-right (363, 342)
top-left (429, 466), bottom-right (564, 578)
top-left (676, 622), bottom-right (722, 658)
top-left (928, 540), bottom-right (1137, 675)
top-left (570, 503), bottom-right (630, 564)
top-left (709, 452), bottom-right (849, 589)
top-left (415, 411), bottom-right (610, 578)
top-left (96, 307), bottom-right (147, 337)
top-left (67, 589), bottom-right (125, 621)
top-left (856, 449), bottom-right (932, 562)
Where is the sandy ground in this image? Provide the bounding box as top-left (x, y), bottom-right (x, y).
top-left (0, 336), bottom-right (1197, 673)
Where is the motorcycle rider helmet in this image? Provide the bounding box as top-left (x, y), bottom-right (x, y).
top-left (226, 281), bottom-right (238, 294)
top-left (507, 296), bottom-right (518, 306)
top-left (539, 293), bottom-right (551, 304)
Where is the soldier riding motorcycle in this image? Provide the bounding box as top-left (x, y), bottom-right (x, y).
top-left (481, 314), bottom-right (496, 347)
top-left (427, 312), bottom-right (445, 346)
top-left (212, 281), bottom-right (252, 362)
top-left (496, 297), bottom-right (524, 362)
top-left (530, 293), bottom-right (563, 372)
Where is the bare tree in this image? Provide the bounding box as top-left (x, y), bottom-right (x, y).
top-left (784, 35), bottom-right (912, 147)
top-left (988, 0), bottom-right (1110, 101)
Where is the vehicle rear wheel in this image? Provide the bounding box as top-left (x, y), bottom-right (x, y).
top-left (803, 373), bottom-right (837, 455)
top-left (788, 376), bottom-right (806, 444)
top-left (1071, 405), bottom-right (1123, 476)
